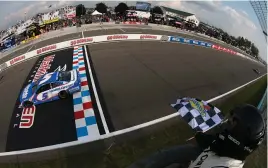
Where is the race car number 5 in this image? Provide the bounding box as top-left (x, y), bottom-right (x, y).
top-left (37, 92), bottom-right (50, 101)
top-left (39, 74), bottom-right (52, 85)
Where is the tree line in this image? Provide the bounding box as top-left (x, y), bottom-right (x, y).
top-left (209, 28), bottom-right (259, 58)
top-left (75, 3), bottom-right (260, 59)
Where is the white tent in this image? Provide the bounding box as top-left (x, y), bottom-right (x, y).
top-left (91, 10), bottom-right (102, 16)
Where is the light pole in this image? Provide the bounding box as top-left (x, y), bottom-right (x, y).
top-left (24, 12), bottom-right (27, 22)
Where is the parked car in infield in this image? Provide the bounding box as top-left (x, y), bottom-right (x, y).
top-left (19, 70), bottom-right (81, 108)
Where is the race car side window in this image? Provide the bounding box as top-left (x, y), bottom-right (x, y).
top-left (36, 84), bottom-right (51, 94)
top-left (51, 82), bottom-right (61, 88)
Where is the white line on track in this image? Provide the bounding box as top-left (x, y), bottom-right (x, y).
top-left (119, 28), bottom-right (126, 32)
top-left (83, 45), bottom-right (110, 134)
top-left (82, 30), bottom-right (84, 38)
top-left (0, 73), bottom-right (265, 156)
top-left (206, 73), bottom-right (267, 103)
top-left (1, 71), bottom-right (267, 156)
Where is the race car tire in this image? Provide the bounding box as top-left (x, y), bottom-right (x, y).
top-left (23, 101), bottom-right (33, 108)
top-left (58, 90), bottom-right (68, 99)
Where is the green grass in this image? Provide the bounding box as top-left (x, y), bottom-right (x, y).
top-left (0, 75), bottom-right (267, 168)
top-left (215, 75), bottom-right (267, 116)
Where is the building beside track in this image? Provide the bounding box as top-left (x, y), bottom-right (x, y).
top-left (157, 6), bottom-right (200, 26)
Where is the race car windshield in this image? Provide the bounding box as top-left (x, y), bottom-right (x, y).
top-left (58, 71), bottom-right (71, 81)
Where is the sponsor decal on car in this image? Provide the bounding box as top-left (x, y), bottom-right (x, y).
top-left (69, 86), bottom-right (80, 92)
top-left (107, 35), bottom-right (128, 40)
top-left (51, 83), bottom-right (73, 92)
top-left (19, 105), bottom-right (36, 129)
top-left (54, 64), bottom-right (67, 72)
top-left (140, 35), bottom-right (157, 39)
top-left (10, 55), bottom-right (25, 65)
top-left (70, 37), bottom-right (93, 46)
top-left (33, 55), bottom-right (55, 82)
top-left (37, 44), bottom-right (56, 54)
top-left (22, 84), bottom-right (30, 99)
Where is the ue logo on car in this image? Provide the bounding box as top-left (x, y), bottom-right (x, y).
top-left (18, 105), bottom-right (36, 129)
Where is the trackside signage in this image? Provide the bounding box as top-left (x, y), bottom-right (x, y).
top-left (37, 44), bottom-right (57, 54)
top-left (140, 35), bottom-right (157, 39)
top-left (212, 45), bottom-right (237, 55)
top-left (107, 35), bottom-right (128, 40)
top-left (169, 36), bottom-right (213, 48)
top-left (2, 34), bottom-right (260, 71)
top-left (70, 37), bottom-right (93, 46)
top-left (10, 55), bottom-right (25, 65)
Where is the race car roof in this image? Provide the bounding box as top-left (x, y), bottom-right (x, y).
top-left (35, 71), bottom-right (59, 86)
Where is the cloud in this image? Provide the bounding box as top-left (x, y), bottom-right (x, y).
top-left (155, 1), bottom-right (266, 61)
top-left (241, 10), bottom-right (248, 16)
top-left (184, 1), bottom-right (220, 12)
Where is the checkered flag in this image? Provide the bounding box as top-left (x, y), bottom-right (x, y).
top-left (171, 97), bottom-right (224, 132)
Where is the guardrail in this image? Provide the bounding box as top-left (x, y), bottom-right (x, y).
top-left (0, 33), bottom-right (259, 74)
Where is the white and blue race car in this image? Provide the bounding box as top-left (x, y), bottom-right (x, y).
top-left (20, 70), bottom-right (81, 108)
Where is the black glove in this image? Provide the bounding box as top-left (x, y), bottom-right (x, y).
top-left (195, 132), bottom-right (216, 150)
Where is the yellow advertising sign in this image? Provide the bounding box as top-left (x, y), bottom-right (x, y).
top-left (40, 17), bottom-right (59, 25)
top-left (21, 36), bottom-right (39, 44)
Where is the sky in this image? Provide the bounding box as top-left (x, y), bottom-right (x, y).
top-left (0, 1), bottom-right (267, 61)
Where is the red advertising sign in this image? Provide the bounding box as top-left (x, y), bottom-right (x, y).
top-left (70, 37), bottom-right (93, 46)
top-left (140, 35), bottom-right (157, 39)
top-left (107, 35), bottom-right (128, 40)
top-left (212, 44), bottom-right (237, 55)
top-left (10, 55), bottom-right (25, 65)
top-left (212, 45), bottom-right (219, 49)
top-left (37, 45), bottom-right (57, 54)
top-left (222, 47), bottom-right (227, 52)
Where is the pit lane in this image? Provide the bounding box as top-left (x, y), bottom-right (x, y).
top-left (0, 28), bottom-right (266, 153)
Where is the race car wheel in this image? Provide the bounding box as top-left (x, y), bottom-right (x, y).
top-left (58, 91), bottom-right (68, 99)
top-left (23, 101), bottom-right (33, 108)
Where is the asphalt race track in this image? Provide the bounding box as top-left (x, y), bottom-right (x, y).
top-left (87, 41), bottom-right (266, 130)
top-left (0, 28), bottom-right (266, 152)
